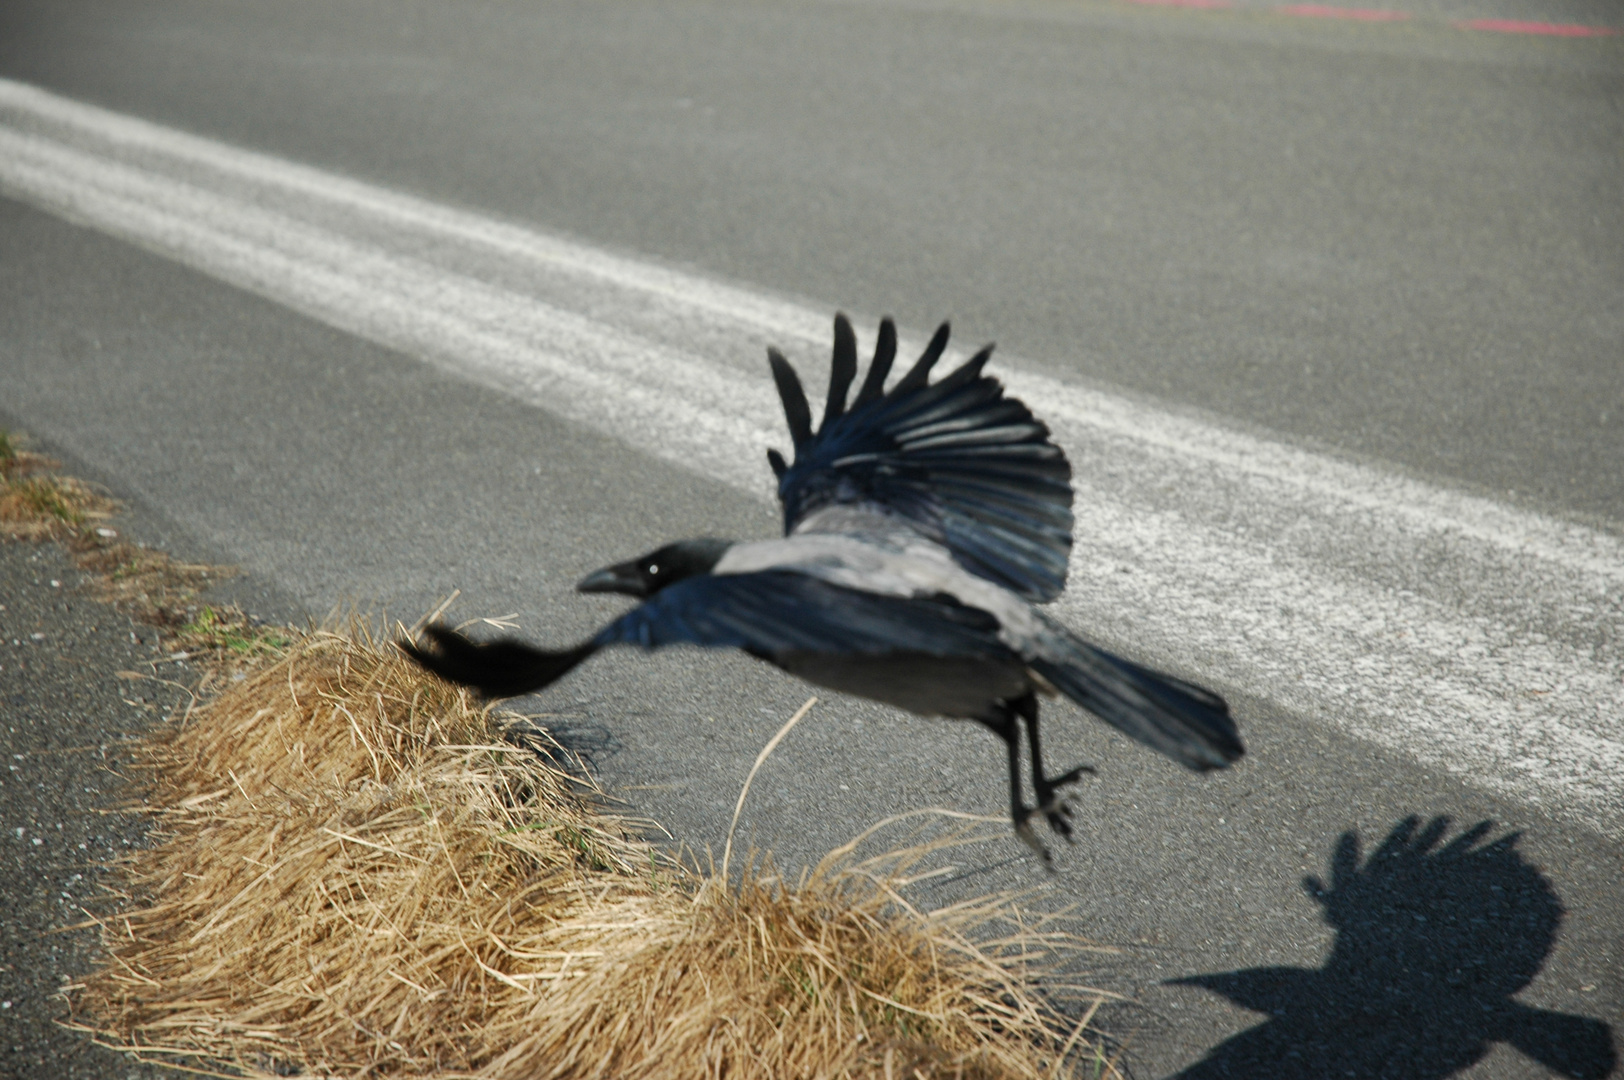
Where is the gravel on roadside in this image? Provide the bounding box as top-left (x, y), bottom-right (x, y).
top-left (1, 537), bottom-right (191, 1079)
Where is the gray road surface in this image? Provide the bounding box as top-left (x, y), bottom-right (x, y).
top-left (0, 1), bottom-right (1619, 1076)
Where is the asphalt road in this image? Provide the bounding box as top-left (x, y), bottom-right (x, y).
top-left (1, 0), bottom-right (1620, 1076)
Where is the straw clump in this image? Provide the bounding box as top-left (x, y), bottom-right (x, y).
top-left (69, 623), bottom-right (1113, 1079)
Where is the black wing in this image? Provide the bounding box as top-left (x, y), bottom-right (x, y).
top-left (766, 315), bottom-right (1073, 603)
top-left (593, 570), bottom-right (1008, 658)
top-left (399, 628), bottom-right (596, 699)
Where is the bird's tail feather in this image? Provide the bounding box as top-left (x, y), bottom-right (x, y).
top-left (1030, 634), bottom-right (1243, 771)
top-left (399, 625), bottom-right (596, 699)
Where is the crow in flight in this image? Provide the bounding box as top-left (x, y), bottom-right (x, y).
top-left (402, 315), bottom-right (1243, 860)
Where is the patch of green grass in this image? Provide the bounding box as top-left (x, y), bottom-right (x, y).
top-left (178, 606), bottom-right (293, 658)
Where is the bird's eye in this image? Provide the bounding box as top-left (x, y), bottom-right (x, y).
top-left (647, 563), bottom-right (660, 575)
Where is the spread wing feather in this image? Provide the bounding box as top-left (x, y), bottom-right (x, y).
top-left (769, 315), bottom-right (1074, 602)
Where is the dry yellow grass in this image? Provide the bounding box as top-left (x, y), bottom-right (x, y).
top-left (65, 623), bottom-right (1120, 1079)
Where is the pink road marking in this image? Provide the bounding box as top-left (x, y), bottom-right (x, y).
top-left (1278, 4), bottom-right (1410, 20)
top-left (1123, 0), bottom-right (1620, 35)
top-left (1457, 18), bottom-right (1619, 35)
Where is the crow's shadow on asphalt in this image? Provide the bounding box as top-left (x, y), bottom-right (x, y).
top-left (1169, 816), bottom-right (1616, 1079)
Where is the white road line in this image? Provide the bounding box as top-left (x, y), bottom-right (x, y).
top-left (1, 78), bottom-right (1619, 836)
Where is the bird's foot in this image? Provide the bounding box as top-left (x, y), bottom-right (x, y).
top-left (1033, 764), bottom-right (1095, 843)
top-left (1037, 796), bottom-right (1075, 841)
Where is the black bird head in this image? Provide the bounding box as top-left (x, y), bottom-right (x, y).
top-left (576, 537), bottom-right (734, 598)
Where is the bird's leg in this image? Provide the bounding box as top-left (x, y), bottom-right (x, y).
top-left (1013, 693), bottom-right (1094, 842)
top-left (979, 710), bottom-right (1049, 865)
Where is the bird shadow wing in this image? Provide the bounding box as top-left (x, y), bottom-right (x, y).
top-left (767, 314), bottom-right (1074, 603)
top-left (1168, 967), bottom-right (1315, 1017)
top-left (1504, 1003), bottom-right (1618, 1080)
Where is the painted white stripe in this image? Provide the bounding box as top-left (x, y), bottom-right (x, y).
top-left (2, 77), bottom-right (1619, 836)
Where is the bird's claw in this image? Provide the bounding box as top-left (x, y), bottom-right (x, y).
top-left (1039, 797), bottom-right (1076, 842)
top-left (1050, 763), bottom-right (1096, 788)
top-left (1033, 762), bottom-right (1093, 844)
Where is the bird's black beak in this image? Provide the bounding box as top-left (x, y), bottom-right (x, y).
top-left (576, 559), bottom-right (646, 597)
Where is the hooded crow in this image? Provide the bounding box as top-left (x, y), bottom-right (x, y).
top-left (402, 315), bottom-right (1244, 860)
